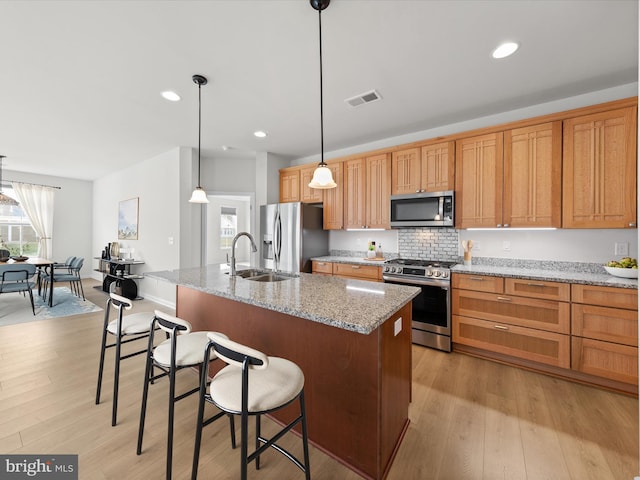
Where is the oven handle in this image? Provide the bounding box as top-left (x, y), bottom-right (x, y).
top-left (382, 275), bottom-right (450, 289)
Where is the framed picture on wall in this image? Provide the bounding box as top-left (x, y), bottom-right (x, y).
top-left (118, 197), bottom-right (139, 240)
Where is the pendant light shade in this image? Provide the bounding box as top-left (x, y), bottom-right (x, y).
top-left (0, 156), bottom-right (18, 206)
top-left (189, 74), bottom-right (210, 204)
top-left (309, 0), bottom-right (336, 190)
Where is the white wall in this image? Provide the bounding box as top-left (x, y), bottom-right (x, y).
top-left (5, 169), bottom-right (93, 269)
top-left (92, 148), bottom-right (184, 306)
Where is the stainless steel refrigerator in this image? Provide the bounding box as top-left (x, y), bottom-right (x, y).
top-left (259, 202), bottom-right (329, 273)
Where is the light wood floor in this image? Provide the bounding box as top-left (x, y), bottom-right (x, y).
top-left (0, 279), bottom-right (637, 480)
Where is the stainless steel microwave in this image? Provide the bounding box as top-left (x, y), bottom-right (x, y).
top-left (390, 190), bottom-right (454, 227)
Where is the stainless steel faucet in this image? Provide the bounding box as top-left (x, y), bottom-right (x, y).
top-left (230, 232), bottom-right (257, 276)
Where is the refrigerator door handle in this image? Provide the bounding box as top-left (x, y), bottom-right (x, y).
top-left (274, 210), bottom-right (282, 269)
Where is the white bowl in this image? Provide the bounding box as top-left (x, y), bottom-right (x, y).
top-left (603, 266), bottom-right (639, 278)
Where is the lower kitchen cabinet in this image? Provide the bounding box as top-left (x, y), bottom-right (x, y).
top-left (452, 273), bottom-right (638, 394)
top-left (311, 260), bottom-right (333, 276)
top-left (312, 260), bottom-right (382, 282)
top-left (571, 284), bottom-right (638, 387)
top-left (452, 314), bottom-right (570, 368)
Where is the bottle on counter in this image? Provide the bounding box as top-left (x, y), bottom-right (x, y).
top-left (376, 243), bottom-right (382, 258)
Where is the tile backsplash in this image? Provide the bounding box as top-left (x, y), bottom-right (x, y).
top-left (398, 227), bottom-right (459, 261)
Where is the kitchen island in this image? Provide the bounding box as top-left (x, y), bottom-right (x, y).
top-left (145, 264), bottom-right (420, 480)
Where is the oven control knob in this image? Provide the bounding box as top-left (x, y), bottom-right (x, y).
top-left (425, 269), bottom-right (432, 277)
top-left (394, 267), bottom-right (401, 273)
top-left (433, 270), bottom-right (440, 277)
top-left (441, 270), bottom-right (448, 278)
top-left (383, 266), bottom-right (389, 273)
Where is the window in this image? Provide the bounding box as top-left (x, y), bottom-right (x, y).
top-left (0, 187), bottom-right (38, 256)
top-left (220, 206), bottom-right (237, 249)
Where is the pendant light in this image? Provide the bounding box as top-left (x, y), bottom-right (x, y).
top-left (189, 74), bottom-right (210, 203)
top-left (308, 0), bottom-right (337, 189)
top-left (0, 156), bottom-right (18, 206)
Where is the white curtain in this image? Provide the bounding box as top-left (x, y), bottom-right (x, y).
top-left (11, 182), bottom-right (55, 259)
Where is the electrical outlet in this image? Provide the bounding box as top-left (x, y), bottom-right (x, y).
top-left (615, 242), bottom-right (628, 256)
top-left (472, 241), bottom-right (480, 251)
top-left (502, 241), bottom-right (511, 251)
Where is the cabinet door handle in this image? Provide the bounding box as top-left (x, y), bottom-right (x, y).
top-left (526, 282), bottom-right (545, 287)
top-left (629, 222), bottom-right (637, 227)
top-left (352, 265), bottom-right (360, 269)
top-left (503, 223), bottom-right (510, 228)
top-left (469, 276), bottom-right (485, 281)
top-left (496, 224), bottom-right (502, 228)
top-left (493, 325), bottom-right (509, 331)
top-left (317, 262), bottom-right (326, 266)
top-left (496, 296), bottom-right (512, 302)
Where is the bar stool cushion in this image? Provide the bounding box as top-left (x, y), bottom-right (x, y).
top-left (210, 357), bottom-right (304, 413)
top-left (154, 331), bottom-right (227, 367)
top-left (106, 312), bottom-right (154, 335)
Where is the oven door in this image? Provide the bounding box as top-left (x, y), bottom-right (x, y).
top-left (382, 276), bottom-right (451, 336)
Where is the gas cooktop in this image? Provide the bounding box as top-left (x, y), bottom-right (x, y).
top-left (385, 258), bottom-right (457, 269)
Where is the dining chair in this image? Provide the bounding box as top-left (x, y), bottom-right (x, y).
top-left (191, 333), bottom-right (310, 480)
top-left (42, 256), bottom-right (84, 302)
top-left (0, 263), bottom-right (38, 315)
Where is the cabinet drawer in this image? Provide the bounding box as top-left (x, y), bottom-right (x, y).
top-left (452, 289), bottom-right (570, 334)
top-left (452, 274), bottom-right (504, 293)
top-left (571, 304), bottom-right (638, 347)
top-left (453, 315), bottom-right (570, 368)
top-left (572, 284), bottom-right (638, 310)
top-left (571, 337), bottom-right (638, 385)
top-left (333, 263), bottom-right (381, 281)
top-left (312, 260), bottom-right (333, 274)
top-left (505, 278), bottom-right (570, 301)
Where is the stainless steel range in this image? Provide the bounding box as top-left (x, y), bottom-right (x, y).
top-left (382, 258), bottom-right (455, 352)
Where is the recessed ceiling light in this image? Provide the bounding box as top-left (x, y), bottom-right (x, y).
top-left (253, 130), bottom-right (268, 138)
top-left (161, 91), bottom-right (181, 101)
top-left (492, 41), bottom-right (519, 59)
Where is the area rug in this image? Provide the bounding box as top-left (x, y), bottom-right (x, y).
top-left (0, 286), bottom-right (103, 326)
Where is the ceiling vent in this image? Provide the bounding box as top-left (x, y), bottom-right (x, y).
top-left (345, 89), bottom-right (382, 108)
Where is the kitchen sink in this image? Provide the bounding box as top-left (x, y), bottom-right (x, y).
top-left (229, 268), bottom-right (270, 278)
top-left (246, 272), bottom-right (298, 282)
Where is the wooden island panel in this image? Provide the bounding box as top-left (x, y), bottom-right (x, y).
top-left (176, 285), bottom-right (412, 480)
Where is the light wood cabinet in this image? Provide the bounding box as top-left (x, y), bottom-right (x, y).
top-left (456, 122), bottom-right (562, 229)
top-left (333, 263), bottom-right (382, 282)
top-left (421, 141), bottom-right (455, 192)
top-left (571, 284), bottom-right (638, 386)
top-left (563, 106), bottom-right (637, 228)
top-left (312, 260), bottom-right (382, 282)
top-left (455, 132), bottom-right (503, 228)
top-left (453, 273), bottom-right (638, 392)
top-left (452, 274), bottom-right (570, 368)
top-left (344, 153), bottom-right (391, 229)
top-left (504, 122), bottom-right (562, 227)
top-left (323, 163), bottom-right (343, 230)
top-left (299, 166), bottom-right (323, 203)
top-left (279, 167), bottom-right (300, 203)
top-left (391, 142), bottom-right (454, 195)
top-left (311, 260), bottom-right (333, 276)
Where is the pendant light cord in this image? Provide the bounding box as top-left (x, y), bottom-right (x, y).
top-left (318, 6), bottom-right (325, 167)
top-left (197, 81), bottom-right (202, 187)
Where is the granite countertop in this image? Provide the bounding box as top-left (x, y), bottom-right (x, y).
top-left (452, 264), bottom-right (638, 289)
top-left (145, 264), bottom-right (420, 335)
top-left (312, 255), bottom-right (388, 266)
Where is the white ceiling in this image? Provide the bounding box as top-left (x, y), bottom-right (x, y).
top-left (1, 0), bottom-right (637, 181)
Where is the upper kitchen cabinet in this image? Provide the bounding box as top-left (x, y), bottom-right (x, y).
top-left (455, 132), bottom-right (503, 228)
top-left (323, 162), bottom-right (344, 230)
top-left (503, 122), bottom-right (562, 228)
top-left (299, 165), bottom-right (323, 203)
top-left (279, 167), bottom-right (300, 203)
top-left (391, 142), bottom-right (454, 194)
top-left (344, 153), bottom-right (392, 229)
top-left (563, 106), bottom-right (637, 228)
